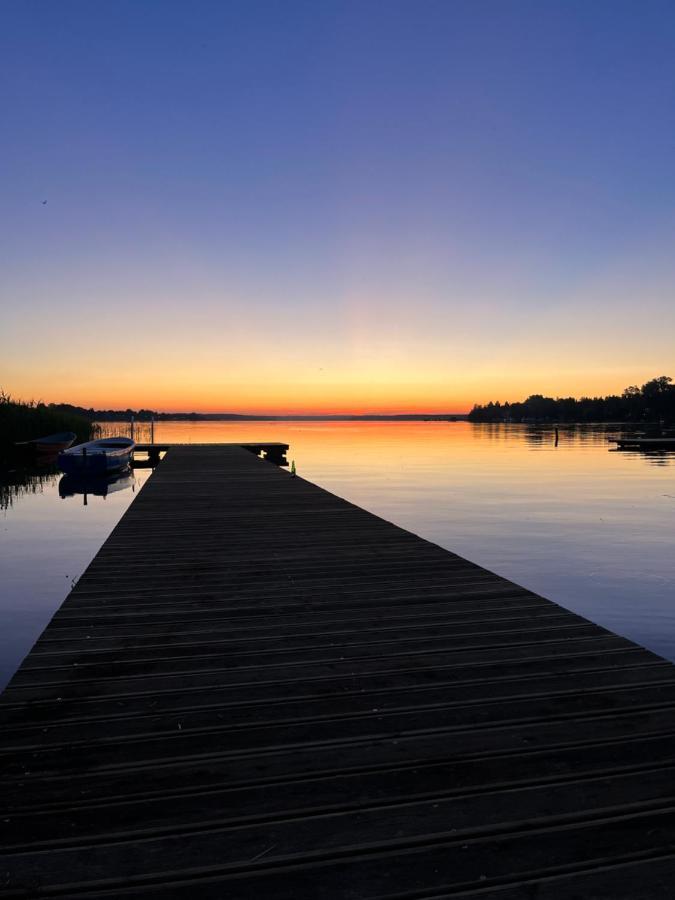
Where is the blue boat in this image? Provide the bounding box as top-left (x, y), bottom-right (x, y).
top-left (58, 437), bottom-right (135, 475)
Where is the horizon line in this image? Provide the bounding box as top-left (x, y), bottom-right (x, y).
top-left (95, 412), bottom-right (470, 420)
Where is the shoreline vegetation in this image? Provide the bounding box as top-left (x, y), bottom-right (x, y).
top-left (28, 403), bottom-right (467, 423)
top-left (468, 376), bottom-right (675, 424)
top-left (0, 392), bottom-right (96, 459)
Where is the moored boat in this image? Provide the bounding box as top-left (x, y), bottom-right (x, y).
top-left (15, 431), bottom-right (77, 456)
top-left (58, 437), bottom-right (135, 475)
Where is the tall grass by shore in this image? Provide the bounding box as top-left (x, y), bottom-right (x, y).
top-left (0, 392), bottom-right (96, 457)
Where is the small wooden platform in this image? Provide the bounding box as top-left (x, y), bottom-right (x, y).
top-left (610, 436), bottom-right (675, 450)
top-left (2, 444), bottom-right (675, 898)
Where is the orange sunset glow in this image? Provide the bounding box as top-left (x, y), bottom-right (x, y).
top-left (5, 307), bottom-right (673, 414)
top-left (3, 2), bottom-right (675, 415)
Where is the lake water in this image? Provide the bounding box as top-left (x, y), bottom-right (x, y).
top-left (1, 421), bottom-right (673, 688)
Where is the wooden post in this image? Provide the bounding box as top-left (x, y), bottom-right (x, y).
top-left (150, 416), bottom-right (154, 445)
top-left (82, 445), bottom-right (88, 504)
top-left (130, 416), bottom-right (135, 442)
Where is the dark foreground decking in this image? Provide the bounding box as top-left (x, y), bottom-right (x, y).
top-left (2, 445), bottom-right (675, 898)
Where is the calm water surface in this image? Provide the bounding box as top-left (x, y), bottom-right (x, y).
top-left (1, 422), bottom-right (673, 687)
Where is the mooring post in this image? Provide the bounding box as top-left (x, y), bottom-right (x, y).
top-left (150, 416), bottom-right (154, 445)
top-left (130, 416), bottom-right (135, 442)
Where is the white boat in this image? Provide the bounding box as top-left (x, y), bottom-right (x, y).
top-left (58, 438), bottom-right (135, 475)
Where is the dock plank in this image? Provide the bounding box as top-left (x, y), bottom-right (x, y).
top-left (1, 444), bottom-right (674, 897)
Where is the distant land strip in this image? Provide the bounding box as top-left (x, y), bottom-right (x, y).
top-left (48, 405), bottom-right (467, 422)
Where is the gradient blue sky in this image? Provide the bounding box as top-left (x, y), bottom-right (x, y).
top-left (2, 0), bottom-right (674, 412)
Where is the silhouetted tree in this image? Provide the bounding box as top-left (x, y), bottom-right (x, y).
top-left (468, 376), bottom-right (675, 423)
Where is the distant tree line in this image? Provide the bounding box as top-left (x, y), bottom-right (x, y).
top-left (468, 376), bottom-right (675, 423)
top-left (47, 404), bottom-right (260, 422)
top-left (46, 405), bottom-right (465, 422)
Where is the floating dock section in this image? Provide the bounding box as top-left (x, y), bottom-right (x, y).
top-left (610, 436), bottom-right (675, 451)
top-left (2, 444), bottom-right (675, 897)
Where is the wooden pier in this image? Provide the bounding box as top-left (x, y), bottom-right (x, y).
top-left (2, 444), bottom-right (675, 897)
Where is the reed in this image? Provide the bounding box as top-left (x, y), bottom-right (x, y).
top-left (0, 391), bottom-right (96, 453)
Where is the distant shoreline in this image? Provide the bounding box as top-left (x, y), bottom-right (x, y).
top-left (95, 414), bottom-right (469, 422)
top-left (468, 376), bottom-right (673, 425)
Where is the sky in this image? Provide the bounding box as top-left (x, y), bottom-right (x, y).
top-left (1, 0), bottom-right (674, 414)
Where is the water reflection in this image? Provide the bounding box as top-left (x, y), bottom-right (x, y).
top-left (0, 465), bottom-right (59, 511)
top-left (59, 470), bottom-right (135, 503)
top-left (611, 449), bottom-right (675, 466)
top-left (0, 460), bottom-right (153, 687)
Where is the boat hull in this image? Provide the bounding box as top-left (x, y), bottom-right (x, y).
top-left (15, 432), bottom-right (77, 461)
top-left (58, 453), bottom-right (130, 475)
top-left (58, 439), bottom-right (135, 475)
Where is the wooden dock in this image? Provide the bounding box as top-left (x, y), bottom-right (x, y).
top-left (2, 444), bottom-right (675, 898)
